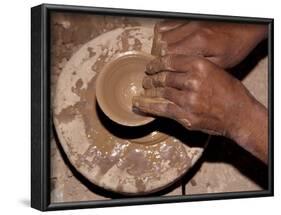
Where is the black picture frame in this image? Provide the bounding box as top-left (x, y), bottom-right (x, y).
top-left (31, 3), bottom-right (274, 211)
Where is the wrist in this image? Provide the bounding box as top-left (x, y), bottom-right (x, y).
top-left (228, 96), bottom-right (259, 142)
top-left (227, 95), bottom-right (268, 162)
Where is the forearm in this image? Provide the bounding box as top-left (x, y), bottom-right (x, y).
top-left (225, 24), bottom-right (268, 68)
top-left (246, 24), bottom-right (268, 42)
top-left (242, 24), bottom-right (268, 53)
top-left (229, 98), bottom-right (268, 164)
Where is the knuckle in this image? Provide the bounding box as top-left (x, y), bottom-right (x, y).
top-left (182, 78), bottom-right (191, 89)
top-left (192, 30), bottom-right (208, 45)
top-left (192, 58), bottom-right (207, 70)
top-left (190, 79), bottom-right (201, 91)
top-left (181, 78), bottom-right (201, 90)
top-left (188, 93), bottom-right (199, 107)
top-left (191, 58), bottom-right (211, 76)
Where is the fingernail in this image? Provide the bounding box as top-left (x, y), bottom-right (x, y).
top-left (146, 58), bottom-right (164, 74)
top-left (157, 22), bottom-right (170, 32)
top-left (142, 76), bottom-right (153, 89)
top-left (146, 63), bottom-right (153, 72)
top-left (132, 97), bottom-right (140, 107)
top-left (160, 41), bottom-right (168, 56)
top-left (160, 42), bottom-right (167, 56)
top-left (158, 26), bottom-right (171, 32)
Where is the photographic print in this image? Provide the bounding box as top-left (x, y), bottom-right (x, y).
top-left (31, 4), bottom-right (273, 211)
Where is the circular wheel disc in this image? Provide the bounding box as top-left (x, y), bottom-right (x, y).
top-left (53, 26), bottom-right (209, 194)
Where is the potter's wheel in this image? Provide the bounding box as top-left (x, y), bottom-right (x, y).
top-left (53, 26), bottom-right (209, 194)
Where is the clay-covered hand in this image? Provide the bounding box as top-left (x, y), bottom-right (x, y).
top-left (152, 20), bottom-right (268, 68)
top-left (132, 55), bottom-right (268, 163)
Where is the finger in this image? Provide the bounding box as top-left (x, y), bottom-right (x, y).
top-left (143, 87), bottom-right (189, 107)
top-left (161, 22), bottom-right (201, 44)
top-left (146, 55), bottom-right (200, 75)
top-left (143, 87), bottom-right (165, 97)
top-left (152, 20), bottom-right (191, 56)
top-left (166, 32), bottom-right (211, 57)
top-left (142, 75), bottom-right (154, 89)
top-left (166, 73), bottom-right (198, 91)
top-left (132, 96), bottom-right (185, 119)
top-left (143, 72), bottom-right (197, 91)
top-left (142, 72), bottom-right (167, 89)
top-left (156, 20), bottom-right (188, 32)
top-left (151, 24), bottom-right (167, 56)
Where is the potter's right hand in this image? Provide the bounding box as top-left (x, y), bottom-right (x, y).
top-left (132, 55), bottom-right (268, 163)
top-left (152, 20), bottom-right (268, 68)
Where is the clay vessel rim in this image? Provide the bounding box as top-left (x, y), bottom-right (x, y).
top-left (96, 51), bottom-right (155, 127)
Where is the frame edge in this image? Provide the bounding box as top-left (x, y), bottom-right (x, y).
top-left (31, 4), bottom-right (49, 211)
top-left (30, 3), bottom-right (274, 211)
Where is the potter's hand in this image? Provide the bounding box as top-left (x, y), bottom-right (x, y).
top-left (152, 20), bottom-right (268, 68)
top-left (132, 55), bottom-right (268, 163)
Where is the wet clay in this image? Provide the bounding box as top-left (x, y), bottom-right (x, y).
top-left (96, 51), bottom-right (155, 126)
top-left (53, 26), bottom-right (208, 194)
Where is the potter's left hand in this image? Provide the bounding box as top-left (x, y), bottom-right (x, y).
top-left (132, 55), bottom-right (268, 163)
top-left (152, 20), bottom-right (268, 68)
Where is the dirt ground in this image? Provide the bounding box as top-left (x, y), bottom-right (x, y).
top-left (50, 12), bottom-right (268, 202)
